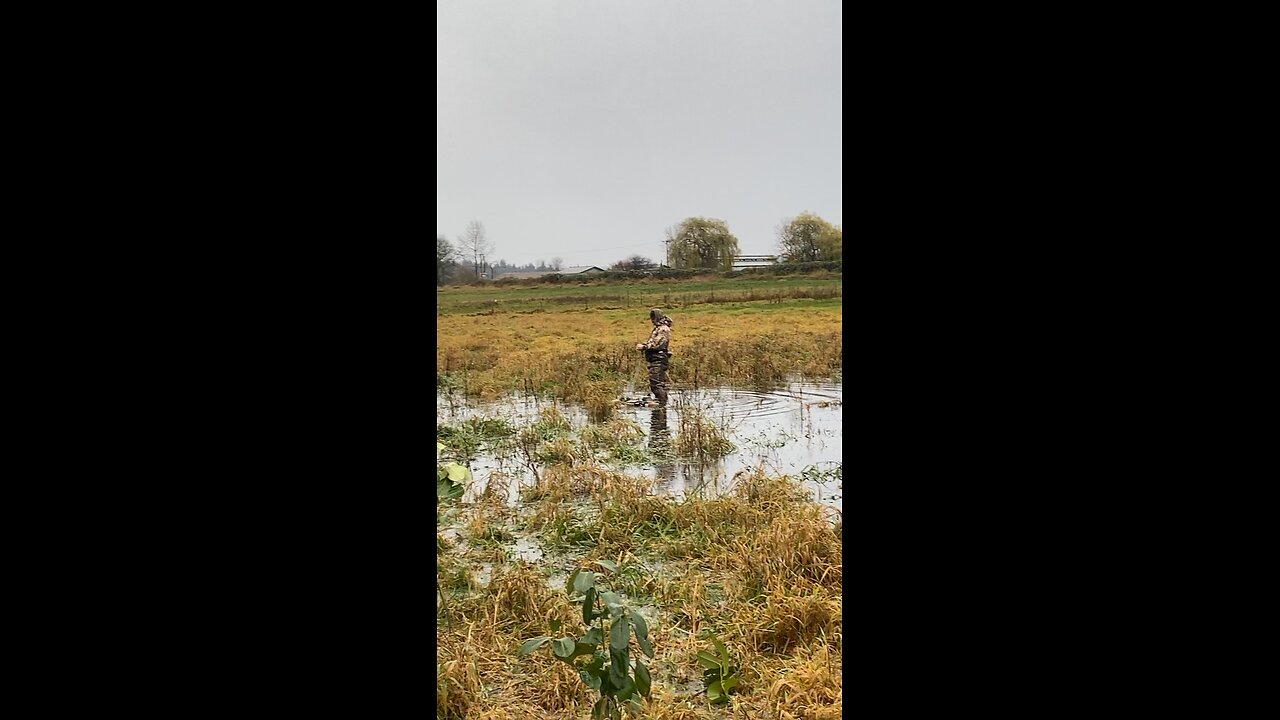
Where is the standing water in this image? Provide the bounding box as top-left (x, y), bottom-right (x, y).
top-left (436, 378), bottom-right (842, 511)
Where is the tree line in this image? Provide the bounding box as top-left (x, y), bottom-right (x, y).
top-left (437, 213), bottom-right (840, 286)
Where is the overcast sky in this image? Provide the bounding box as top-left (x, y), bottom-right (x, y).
top-left (437, 0), bottom-right (841, 269)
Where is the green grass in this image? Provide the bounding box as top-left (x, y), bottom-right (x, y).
top-left (673, 297), bottom-right (843, 316)
top-left (436, 273), bottom-right (842, 315)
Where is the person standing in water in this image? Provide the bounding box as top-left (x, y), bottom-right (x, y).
top-left (634, 308), bottom-right (673, 406)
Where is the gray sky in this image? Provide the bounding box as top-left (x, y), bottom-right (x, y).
top-left (437, 0), bottom-right (842, 269)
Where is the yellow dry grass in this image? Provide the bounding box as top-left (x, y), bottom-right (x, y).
top-left (437, 460), bottom-right (842, 719)
top-left (437, 306), bottom-right (841, 403)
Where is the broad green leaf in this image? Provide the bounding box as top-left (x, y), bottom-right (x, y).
top-left (616, 676), bottom-right (636, 702)
top-left (594, 558), bottom-right (619, 573)
top-left (552, 636), bottom-right (576, 658)
top-left (609, 646), bottom-right (629, 688)
top-left (549, 619), bottom-right (562, 634)
top-left (626, 608), bottom-right (649, 641)
top-left (708, 680), bottom-right (726, 705)
top-left (599, 591), bottom-right (624, 609)
top-left (610, 615), bottom-right (631, 651)
top-left (592, 696), bottom-right (607, 720)
top-left (518, 636), bottom-right (551, 656)
top-left (571, 642), bottom-right (597, 659)
top-left (583, 627), bottom-right (604, 645)
top-left (634, 658), bottom-right (651, 698)
top-left (437, 442), bottom-right (445, 458)
top-left (636, 633), bottom-right (654, 659)
top-left (626, 698), bottom-right (644, 717)
top-left (573, 571), bottom-right (596, 594)
top-left (582, 587), bottom-right (597, 623)
top-left (722, 675), bottom-right (739, 693)
top-left (696, 651), bottom-right (723, 670)
top-left (584, 653), bottom-right (605, 672)
top-left (712, 634), bottom-right (730, 665)
top-left (580, 669), bottom-right (602, 690)
top-left (438, 478), bottom-right (463, 501)
top-left (446, 463), bottom-right (469, 482)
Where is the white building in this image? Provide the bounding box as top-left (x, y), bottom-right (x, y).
top-left (731, 254), bottom-right (777, 270)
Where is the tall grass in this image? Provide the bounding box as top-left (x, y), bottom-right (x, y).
top-left (437, 304), bottom-right (841, 405)
top-left (672, 405), bottom-right (736, 460)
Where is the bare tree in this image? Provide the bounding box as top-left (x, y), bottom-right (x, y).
top-left (550, 257), bottom-right (563, 271)
top-left (456, 220), bottom-right (494, 280)
top-left (437, 235), bottom-right (458, 286)
top-left (665, 224), bottom-right (686, 266)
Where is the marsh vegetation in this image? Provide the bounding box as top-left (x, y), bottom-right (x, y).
top-left (438, 276), bottom-right (841, 718)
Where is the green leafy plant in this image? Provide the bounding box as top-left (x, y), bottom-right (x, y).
top-left (519, 560), bottom-right (655, 719)
top-left (438, 442), bottom-right (472, 617)
top-left (438, 442), bottom-right (472, 504)
top-left (800, 462), bottom-right (842, 487)
top-left (696, 631), bottom-right (739, 705)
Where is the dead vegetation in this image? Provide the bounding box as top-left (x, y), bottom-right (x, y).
top-left (437, 307), bottom-right (842, 405)
top-left (438, 450), bottom-right (842, 718)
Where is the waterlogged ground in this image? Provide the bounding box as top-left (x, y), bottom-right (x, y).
top-left (436, 379), bottom-right (842, 511)
top-left (437, 381), bottom-right (843, 718)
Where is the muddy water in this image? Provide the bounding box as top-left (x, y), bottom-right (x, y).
top-left (436, 379), bottom-right (842, 511)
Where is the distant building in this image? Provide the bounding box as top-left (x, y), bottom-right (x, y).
top-left (494, 265), bottom-right (605, 280)
top-left (731, 254), bottom-right (777, 270)
top-left (493, 271), bottom-right (549, 280)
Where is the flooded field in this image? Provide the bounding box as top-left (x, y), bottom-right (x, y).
top-left (438, 364), bottom-right (842, 717)
top-left (436, 379), bottom-right (842, 511)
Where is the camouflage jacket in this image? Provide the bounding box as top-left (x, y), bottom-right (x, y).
top-left (641, 324), bottom-right (671, 353)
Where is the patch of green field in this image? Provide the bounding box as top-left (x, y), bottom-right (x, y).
top-left (436, 273), bottom-right (843, 315)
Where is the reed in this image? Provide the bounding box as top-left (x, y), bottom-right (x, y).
top-left (437, 303), bottom-right (840, 408)
top-left (672, 405), bottom-right (736, 460)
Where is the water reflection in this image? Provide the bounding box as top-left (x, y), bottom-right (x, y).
top-left (648, 408), bottom-right (677, 491)
top-left (437, 379), bottom-right (841, 511)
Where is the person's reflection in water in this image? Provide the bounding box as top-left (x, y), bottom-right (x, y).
top-left (649, 407), bottom-right (679, 494)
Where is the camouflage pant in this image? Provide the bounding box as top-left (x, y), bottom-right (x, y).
top-left (647, 358), bottom-right (669, 405)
